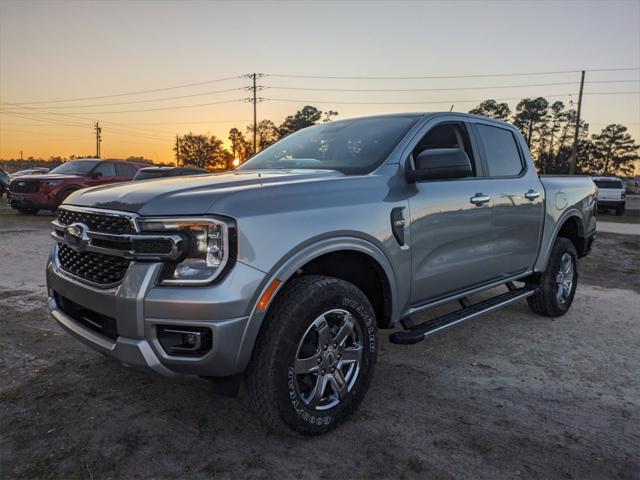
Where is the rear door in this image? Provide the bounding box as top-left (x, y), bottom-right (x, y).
top-left (115, 162), bottom-right (136, 181)
top-left (86, 162), bottom-right (120, 187)
top-left (472, 121), bottom-right (545, 275)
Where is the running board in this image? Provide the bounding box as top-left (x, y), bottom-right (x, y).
top-left (389, 286), bottom-right (536, 345)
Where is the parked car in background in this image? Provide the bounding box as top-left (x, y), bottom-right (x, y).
top-left (0, 168), bottom-right (10, 198)
top-left (133, 166), bottom-right (208, 181)
top-left (623, 178), bottom-right (640, 194)
top-left (592, 176), bottom-right (626, 216)
top-left (47, 113), bottom-right (596, 435)
top-left (8, 158), bottom-right (146, 214)
top-left (9, 167), bottom-right (49, 179)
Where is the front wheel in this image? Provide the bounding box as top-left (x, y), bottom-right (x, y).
top-left (245, 275), bottom-right (378, 435)
top-left (527, 238), bottom-right (578, 317)
top-left (616, 205), bottom-right (625, 216)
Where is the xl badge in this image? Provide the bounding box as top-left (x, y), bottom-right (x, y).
top-left (64, 223), bottom-right (89, 252)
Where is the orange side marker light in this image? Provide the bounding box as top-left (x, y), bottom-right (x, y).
top-left (257, 279), bottom-right (282, 311)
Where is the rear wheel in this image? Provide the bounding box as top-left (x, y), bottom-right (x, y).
top-left (245, 275), bottom-right (378, 435)
top-left (527, 238), bottom-right (578, 317)
top-left (616, 205), bottom-right (625, 216)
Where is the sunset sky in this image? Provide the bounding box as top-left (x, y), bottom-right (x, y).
top-left (1, 0), bottom-right (639, 163)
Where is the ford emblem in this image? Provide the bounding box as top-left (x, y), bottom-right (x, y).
top-left (64, 223), bottom-right (89, 252)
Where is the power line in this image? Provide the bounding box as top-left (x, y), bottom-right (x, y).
top-left (264, 67), bottom-right (639, 81)
top-left (265, 79), bottom-right (639, 93)
top-left (6, 75), bottom-right (244, 105)
top-left (4, 87), bottom-right (245, 110)
top-left (1, 98), bottom-right (244, 115)
top-left (263, 91), bottom-right (639, 106)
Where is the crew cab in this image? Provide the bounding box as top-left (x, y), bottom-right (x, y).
top-left (592, 176), bottom-right (626, 216)
top-left (46, 113), bottom-right (596, 435)
top-left (8, 158), bottom-right (145, 214)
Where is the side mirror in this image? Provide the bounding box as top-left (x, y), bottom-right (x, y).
top-left (406, 148), bottom-right (472, 182)
top-left (90, 171), bottom-right (103, 179)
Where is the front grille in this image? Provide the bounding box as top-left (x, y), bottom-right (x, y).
top-left (10, 179), bottom-right (40, 193)
top-left (54, 293), bottom-right (119, 340)
top-left (58, 208), bottom-right (133, 234)
top-left (58, 243), bottom-right (130, 286)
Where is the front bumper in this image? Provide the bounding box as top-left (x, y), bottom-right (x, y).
top-left (47, 245), bottom-right (266, 377)
top-left (8, 192), bottom-right (55, 210)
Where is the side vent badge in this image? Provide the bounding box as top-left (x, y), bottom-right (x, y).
top-left (391, 207), bottom-right (406, 246)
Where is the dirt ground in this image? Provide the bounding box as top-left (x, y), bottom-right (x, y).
top-left (1, 204), bottom-right (639, 480)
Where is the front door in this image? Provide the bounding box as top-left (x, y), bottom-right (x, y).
top-left (408, 119), bottom-right (503, 304)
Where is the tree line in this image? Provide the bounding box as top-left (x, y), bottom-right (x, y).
top-left (175, 106), bottom-right (338, 170)
top-left (178, 98), bottom-right (637, 176)
top-left (469, 98), bottom-right (639, 176)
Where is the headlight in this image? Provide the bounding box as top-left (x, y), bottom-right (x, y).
top-left (136, 217), bottom-right (235, 285)
top-left (42, 180), bottom-right (63, 186)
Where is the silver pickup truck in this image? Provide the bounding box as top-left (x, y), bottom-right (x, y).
top-left (46, 113), bottom-right (596, 434)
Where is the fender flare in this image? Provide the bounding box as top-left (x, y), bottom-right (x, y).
top-left (535, 208), bottom-right (586, 272)
top-left (233, 236), bottom-right (399, 372)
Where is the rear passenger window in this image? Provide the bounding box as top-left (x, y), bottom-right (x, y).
top-left (476, 124), bottom-right (523, 177)
top-left (94, 162), bottom-right (117, 177)
top-left (116, 163), bottom-right (135, 177)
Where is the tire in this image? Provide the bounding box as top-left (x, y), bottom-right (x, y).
top-left (527, 238), bottom-right (578, 317)
top-left (616, 205), bottom-right (625, 216)
top-left (245, 275), bottom-right (378, 435)
top-left (56, 188), bottom-right (78, 208)
top-left (16, 207), bottom-right (39, 215)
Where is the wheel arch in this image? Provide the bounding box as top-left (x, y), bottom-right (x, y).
top-left (536, 210), bottom-right (587, 272)
top-left (234, 237), bottom-right (398, 372)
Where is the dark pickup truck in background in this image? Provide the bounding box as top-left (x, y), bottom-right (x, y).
top-left (8, 158), bottom-right (146, 214)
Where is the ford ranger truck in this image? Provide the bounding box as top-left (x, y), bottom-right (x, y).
top-left (8, 158), bottom-right (145, 214)
top-left (46, 113), bottom-right (596, 435)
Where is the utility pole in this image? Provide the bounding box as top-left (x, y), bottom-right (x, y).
top-left (244, 73), bottom-right (264, 155)
top-left (252, 73), bottom-right (257, 153)
top-left (94, 122), bottom-right (102, 158)
top-left (569, 70), bottom-right (585, 175)
top-left (20, 150), bottom-right (23, 160)
top-left (175, 134), bottom-right (180, 167)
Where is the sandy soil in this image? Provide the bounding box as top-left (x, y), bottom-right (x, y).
top-left (1, 204), bottom-right (639, 479)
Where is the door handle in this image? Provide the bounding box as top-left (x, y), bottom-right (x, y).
top-left (524, 190), bottom-right (541, 201)
top-left (470, 193), bottom-right (491, 205)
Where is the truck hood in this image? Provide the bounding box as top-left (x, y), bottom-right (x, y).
top-left (64, 169), bottom-right (345, 215)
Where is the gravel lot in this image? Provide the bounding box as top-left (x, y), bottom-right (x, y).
top-left (1, 204), bottom-right (639, 480)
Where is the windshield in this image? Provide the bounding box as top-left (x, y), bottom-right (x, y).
top-left (237, 116), bottom-right (420, 174)
top-left (50, 160), bottom-right (99, 175)
top-left (594, 179), bottom-right (623, 189)
top-left (134, 170), bottom-right (172, 181)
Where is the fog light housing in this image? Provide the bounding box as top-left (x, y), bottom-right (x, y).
top-left (157, 326), bottom-right (212, 356)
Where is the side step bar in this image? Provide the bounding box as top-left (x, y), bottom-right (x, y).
top-left (389, 286), bottom-right (536, 345)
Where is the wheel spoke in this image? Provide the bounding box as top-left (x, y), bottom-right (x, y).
top-left (339, 345), bottom-right (363, 365)
top-left (333, 312), bottom-right (355, 346)
top-left (329, 369), bottom-right (348, 400)
top-left (295, 354), bottom-right (321, 374)
top-left (315, 317), bottom-right (331, 348)
top-left (305, 374), bottom-right (329, 408)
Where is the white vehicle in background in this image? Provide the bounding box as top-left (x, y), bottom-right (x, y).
top-left (592, 176), bottom-right (626, 216)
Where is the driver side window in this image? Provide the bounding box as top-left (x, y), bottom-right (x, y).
top-left (412, 123), bottom-right (478, 177)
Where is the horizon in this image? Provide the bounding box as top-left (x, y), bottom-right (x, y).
top-left (1, 0), bottom-right (639, 163)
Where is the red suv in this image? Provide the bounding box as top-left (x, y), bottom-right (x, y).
top-left (8, 158), bottom-right (146, 214)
